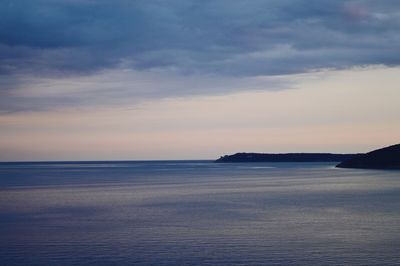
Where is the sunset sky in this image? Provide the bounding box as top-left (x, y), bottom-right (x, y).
top-left (1, 0), bottom-right (399, 161)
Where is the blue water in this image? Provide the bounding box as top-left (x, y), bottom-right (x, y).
top-left (1, 161), bottom-right (400, 265)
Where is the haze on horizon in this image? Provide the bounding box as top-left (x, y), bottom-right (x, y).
top-left (0, 0), bottom-right (399, 161)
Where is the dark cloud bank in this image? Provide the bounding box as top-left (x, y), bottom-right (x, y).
top-left (1, 0), bottom-right (400, 111)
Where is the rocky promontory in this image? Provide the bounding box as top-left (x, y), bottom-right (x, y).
top-left (336, 144), bottom-right (400, 170)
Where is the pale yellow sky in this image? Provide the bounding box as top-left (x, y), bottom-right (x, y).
top-left (1, 66), bottom-right (399, 161)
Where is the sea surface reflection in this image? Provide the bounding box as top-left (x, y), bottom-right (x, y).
top-left (1, 161), bottom-right (400, 265)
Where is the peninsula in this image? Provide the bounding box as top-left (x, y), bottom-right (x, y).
top-left (215, 153), bottom-right (360, 163)
top-left (216, 143), bottom-right (400, 170)
top-left (336, 144), bottom-right (400, 169)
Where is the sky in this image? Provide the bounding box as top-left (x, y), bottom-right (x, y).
top-left (0, 0), bottom-right (399, 161)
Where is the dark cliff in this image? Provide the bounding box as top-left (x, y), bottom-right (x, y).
top-left (336, 144), bottom-right (400, 170)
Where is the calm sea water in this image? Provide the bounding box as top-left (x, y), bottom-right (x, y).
top-left (1, 161), bottom-right (400, 265)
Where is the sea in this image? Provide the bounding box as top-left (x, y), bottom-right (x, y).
top-left (1, 161), bottom-right (400, 265)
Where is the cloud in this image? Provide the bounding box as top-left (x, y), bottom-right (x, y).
top-left (1, 0), bottom-right (400, 111)
top-left (0, 68), bottom-right (292, 112)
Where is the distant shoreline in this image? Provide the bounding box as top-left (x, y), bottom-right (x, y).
top-left (217, 144), bottom-right (400, 170)
top-left (215, 153), bottom-right (360, 163)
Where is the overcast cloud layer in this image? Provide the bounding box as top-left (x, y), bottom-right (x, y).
top-left (1, 0), bottom-right (400, 111)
